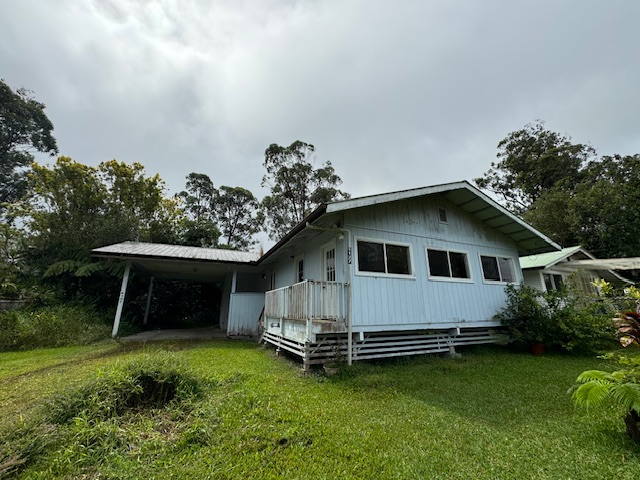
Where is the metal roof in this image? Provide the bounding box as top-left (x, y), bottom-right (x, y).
top-left (565, 258), bottom-right (640, 271)
top-left (92, 181), bottom-right (561, 275)
top-left (93, 242), bottom-right (260, 264)
top-left (326, 181), bottom-right (561, 255)
top-left (520, 246), bottom-right (585, 270)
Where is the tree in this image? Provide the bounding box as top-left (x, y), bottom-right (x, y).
top-left (215, 186), bottom-right (262, 250)
top-left (178, 173), bottom-right (219, 247)
top-left (261, 141), bottom-right (349, 240)
top-left (23, 157), bottom-right (183, 278)
top-left (0, 80), bottom-right (58, 216)
top-left (475, 120), bottom-right (595, 214)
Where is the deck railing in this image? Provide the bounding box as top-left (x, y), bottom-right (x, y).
top-left (264, 280), bottom-right (347, 322)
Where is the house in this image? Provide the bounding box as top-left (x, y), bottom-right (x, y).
top-left (520, 246), bottom-right (631, 294)
top-left (93, 181), bottom-right (560, 368)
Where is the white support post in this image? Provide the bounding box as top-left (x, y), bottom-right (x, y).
top-left (231, 270), bottom-right (237, 293)
top-left (306, 281), bottom-right (313, 342)
top-left (112, 261), bottom-right (132, 338)
top-left (142, 276), bottom-right (154, 326)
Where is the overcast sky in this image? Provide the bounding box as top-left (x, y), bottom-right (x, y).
top-left (2, 0), bottom-right (639, 203)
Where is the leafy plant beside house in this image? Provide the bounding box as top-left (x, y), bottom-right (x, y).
top-left (571, 311), bottom-right (640, 444)
top-left (495, 283), bottom-right (617, 353)
top-left (495, 284), bottom-right (557, 346)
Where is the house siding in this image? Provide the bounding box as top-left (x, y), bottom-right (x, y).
top-left (228, 292), bottom-right (264, 336)
top-left (345, 196), bottom-right (520, 331)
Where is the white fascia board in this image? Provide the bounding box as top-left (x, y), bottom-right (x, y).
top-left (326, 181), bottom-right (470, 213)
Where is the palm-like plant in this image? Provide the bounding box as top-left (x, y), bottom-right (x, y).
top-left (571, 311), bottom-right (640, 443)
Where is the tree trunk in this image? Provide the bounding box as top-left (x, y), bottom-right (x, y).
top-left (624, 409), bottom-right (640, 444)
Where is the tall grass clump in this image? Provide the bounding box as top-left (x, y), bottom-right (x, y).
top-left (0, 352), bottom-right (204, 477)
top-left (0, 304), bottom-right (111, 351)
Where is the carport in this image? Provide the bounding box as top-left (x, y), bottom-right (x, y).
top-left (92, 242), bottom-right (264, 338)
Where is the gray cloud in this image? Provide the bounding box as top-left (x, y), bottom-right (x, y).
top-left (2, 0), bottom-right (639, 205)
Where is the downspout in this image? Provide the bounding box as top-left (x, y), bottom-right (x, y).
top-left (305, 222), bottom-right (353, 366)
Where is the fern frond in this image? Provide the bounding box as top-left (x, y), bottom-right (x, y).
top-left (609, 384), bottom-right (640, 412)
top-left (75, 262), bottom-right (105, 277)
top-left (572, 382), bottom-right (613, 408)
top-left (575, 370), bottom-right (614, 383)
top-left (44, 260), bottom-right (84, 277)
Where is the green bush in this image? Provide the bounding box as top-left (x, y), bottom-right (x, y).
top-left (495, 284), bottom-right (557, 345)
top-left (496, 283), bottom-right (617, 353)
top-left (0, 304), bottom-right (111, 351)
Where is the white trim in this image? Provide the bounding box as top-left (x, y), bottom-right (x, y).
top-left (425, 247), bottom-right (473, 283)
top-left (478, 253), bottom-right (518, 284)
top-left (354, 236), bottom-right (416, 279)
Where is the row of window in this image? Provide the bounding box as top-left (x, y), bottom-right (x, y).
top-left (355, 239), bottom-right (516, 284)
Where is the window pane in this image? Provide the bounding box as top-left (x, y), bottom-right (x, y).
top-left (481, 256), bottom-right (500, 281)
top-left (325, 248), bottom-right (336, 281)
top-left (498, 257), bottom-right (515, 282)
top-left (297, 259), bottom-right (304, 282)
top-left (553, 274), bottom-right (563, 290)
top-left (449, 252), bottom-right (469, 278)
top-left (386, 244), bottom-right (410, 274)
top-left (543, 274), bottom-right (554, 291)
top-left (357, 241), bottom-right (385, 273)
top-left (427, 249), bottom-right (450, 277)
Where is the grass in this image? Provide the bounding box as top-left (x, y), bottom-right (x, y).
top-left (1, 341), bottom-right (639, 479)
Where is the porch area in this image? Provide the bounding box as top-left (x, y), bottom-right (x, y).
top-left (262, 280), bottom-right (349, 344)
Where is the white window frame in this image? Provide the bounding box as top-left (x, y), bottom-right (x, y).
top-left (354, 236), bottom-right (415, 279)
top-left (425, 247), bottom-right (473, 283)
top-left (479, 253), bottom-right (517, 284)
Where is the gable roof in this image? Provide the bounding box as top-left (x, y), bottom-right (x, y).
top-left (325, 180), bottom-right (561, 255)
top-left (93, 181), bottom-right (561, 273)
top-left (519, 246), bottom-right (586, 270)
top-left (520, 245), bottom-right (632, 285)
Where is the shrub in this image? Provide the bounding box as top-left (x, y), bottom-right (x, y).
top-left (0, 304), bottom-right (111, 351)
top-left (496, 283), bottom-right (617, 353)
top-left (495, 284), bottom-right (557, 345)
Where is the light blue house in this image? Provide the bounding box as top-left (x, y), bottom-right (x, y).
top-left (94, 181), bottom-right (560, 368)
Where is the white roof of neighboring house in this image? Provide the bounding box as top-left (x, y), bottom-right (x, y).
top-left (520, 246), bottom-right (632, 284)
top-left (520, 246), bottom-right (586, 270)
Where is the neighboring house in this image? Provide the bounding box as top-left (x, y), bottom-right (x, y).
top-left (94, 181), bottom-right (560, 368)
top-left (520, 246), bottom-right (631, 294)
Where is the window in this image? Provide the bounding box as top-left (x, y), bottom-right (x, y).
top-left (480, 255), bottom-right (515, 283)
top-left (426, 249), bottom-right (470, 280)
top-left (438, 208), bottom-right (448, 223)
top-left (294, 255), bottom-right (304, 283)
top-left (543, 273), bottom-right (563, 292)
top-left (356, 239), bottom-right (412, 276)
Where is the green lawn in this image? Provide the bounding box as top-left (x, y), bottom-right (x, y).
top-left (1, 341), bottom-right (638, 479)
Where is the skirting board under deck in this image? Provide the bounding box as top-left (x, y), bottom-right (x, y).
top-left (262, 328), bottom-right (507, 368)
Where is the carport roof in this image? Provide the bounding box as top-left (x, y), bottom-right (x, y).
top-left (92, 242), bottom-right (260, 281)
top-left (93, 242), bottom-right (260, 264)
